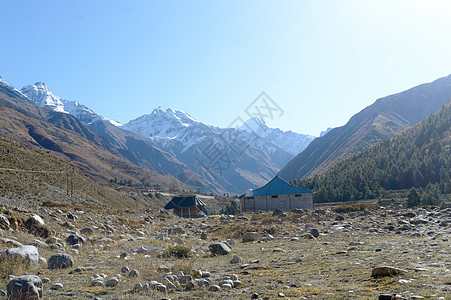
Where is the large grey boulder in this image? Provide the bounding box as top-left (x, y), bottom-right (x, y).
top-left (7, 275), bottom-right (43, 300)
top-left (242, 232), bottom-right (260, 243)
top-left (66, 233), bottom-right (86, 245)
top-left (48, 253), bottom-right (74, 269)
top-left (105, 277), bottom-right (119, 287)
top-left (230, 254), bottom-right (242, 264)
top-left (25, 216), bottom-right (49, 239)
top-left (3, 245), bottom-right (39, 264)
top-left (209, 242), bottom-right (231, 255)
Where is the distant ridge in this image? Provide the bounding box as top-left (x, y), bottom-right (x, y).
top-left (279, 74), bottom-right (451, 181)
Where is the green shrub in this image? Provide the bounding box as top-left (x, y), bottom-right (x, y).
top-left (332, 202), bottom-right (380, 213)
top-left (164, 245), bottom-right (191, 259)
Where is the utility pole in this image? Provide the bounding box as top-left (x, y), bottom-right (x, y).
top-left (66, 169), bottom-right (74, 197)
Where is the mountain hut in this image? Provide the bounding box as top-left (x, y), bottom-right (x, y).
top-left (240, 176), bottom-right (313, 212)
top-left (163, 196), bottom-right (206, 218)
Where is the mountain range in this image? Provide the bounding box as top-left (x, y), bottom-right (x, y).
top-left (3, 72), bottom-right (451, 198)
top-left (0, 76), bottom-right (191, 193)
top-left (12, 79), bottom-right (314, 194)
top-left (121, 108), bottom-right (314, 193)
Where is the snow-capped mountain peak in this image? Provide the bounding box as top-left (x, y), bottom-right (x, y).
top-left (122, 107), bottom-right (201, 139)
top-left (21, 82), bottom-right (66, 112)
top-left (20, 82), bottom-right (119, 125)
top-left (237, 116), bottom-right (315, 155)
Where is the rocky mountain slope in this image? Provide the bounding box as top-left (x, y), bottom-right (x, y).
top-left (0, 77), bottom-right (191, 193)
top-left (122, 108), bottom-right (314, 194)
top-left (279, 74), bottom-right (451, 181)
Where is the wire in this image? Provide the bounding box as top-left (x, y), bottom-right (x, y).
top-left (0, 167), bottom-right (66, 174)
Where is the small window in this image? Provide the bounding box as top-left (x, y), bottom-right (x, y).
top-left (295, 194), bottom-right (302, 198)
top-left (245, 196), bottom-right (254, 200)
top-left (271, 195), bottom-right (278, 199)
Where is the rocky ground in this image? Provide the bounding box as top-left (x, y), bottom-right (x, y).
top-left (0, 202), bottom-right (450, 299)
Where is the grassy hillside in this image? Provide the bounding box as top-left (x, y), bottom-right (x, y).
top-left (0, 135), bottom-right (157, 210)
top-left (294, 102), bottom-right (451, 205)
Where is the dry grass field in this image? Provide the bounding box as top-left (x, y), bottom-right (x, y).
top-left (0, 202), bottom-right (450, 299)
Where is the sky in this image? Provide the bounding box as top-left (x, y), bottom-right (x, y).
top-left (1, 0), bottom-right (451, 136)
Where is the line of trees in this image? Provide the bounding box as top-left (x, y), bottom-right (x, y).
top-left (294, 103), bottom-right (451, 206)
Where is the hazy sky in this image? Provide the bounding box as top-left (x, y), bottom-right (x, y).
top-left (2, 0), bottom-right (451, 136)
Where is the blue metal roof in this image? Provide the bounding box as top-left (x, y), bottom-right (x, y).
top-left (250, 176), bottom-right (312, 196)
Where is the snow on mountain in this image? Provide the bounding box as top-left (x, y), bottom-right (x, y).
top-left (121, 107), bottom-right (202, 139)
top-left (239, 116), bottom-right (315, 156)
top-left (0, 76), bottom-right (29, 99)
top-left (121, 107), bottom-right (314, 170)
top-left (20, 82), bottom-right (121, 126)
top-left (123, 109), bottom-right (315, 157)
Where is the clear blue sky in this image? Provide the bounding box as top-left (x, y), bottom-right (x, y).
top-left (2, 0), bottom-right (451, 136)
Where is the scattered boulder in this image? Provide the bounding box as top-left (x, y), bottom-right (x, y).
top-left (106, 277), bottom-right (119, 287)
top-left (209, 284), bottom-right (220, 291)
top-left (25, 216), bottom-right (49, 239)
top-left (30, 215), bottom-right (45, 226)
top-left (179, 275), bottom-right (193, 284)
top-left (66, 234), bottom-right (85, 245)
top-left (209, 242), bottom-right (231, 255)
top-left (410, 218), bottom-right (429, 225)
top-left (7, 275), bottom-right (43, 300)
top-left (335, 214), bottom-right (345, 221)
top-left (230, 254), bottom-right (242, 264)
top-left (185, 281), bottom-right (195, 290)
top-left (226, 238), bottom-right (236, 245)
top-left (128, 269), bottom-right (139, 277)
top-left (309, 228), bottom-right (320, 238)
top-left (168, 227), bottom-right (185, 235)
top-left (80, 227), bottom-right (94, 235)
top-left (51, 283), bottom-right (63, 290)
top-left (0, 215), bottom-right (10, 230)
top-left (48, 253), bottom-right (74, 269)
top-left (3, 245), bottom-right (39, 264)
top-left (0, 238), bottom-right (23, 247)
top-left (61, 221), bottom-right (75, 229)
top-left (371, 266), bottom-right (407, 278)
top-left (242, 232), bottom-right (260, 243)
top-left (66, 213), bottom-right (77, 221)
top-left (91, 274), bottom-right (103, 286)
